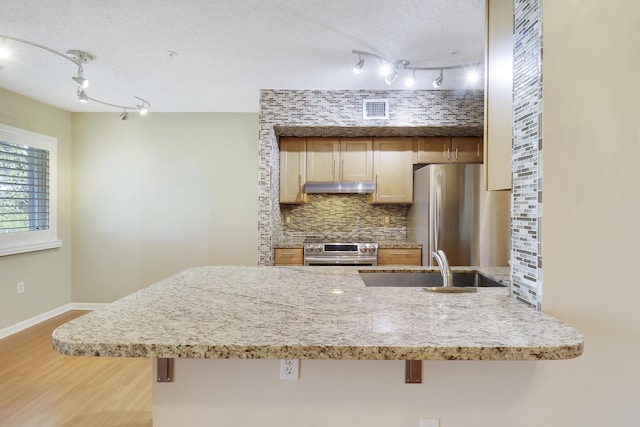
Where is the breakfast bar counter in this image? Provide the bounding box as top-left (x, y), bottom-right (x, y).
top-left (52, 266), bottom-right (583, 361)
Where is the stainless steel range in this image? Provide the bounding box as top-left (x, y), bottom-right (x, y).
top-left (303, 238), bottom-right (378, 266)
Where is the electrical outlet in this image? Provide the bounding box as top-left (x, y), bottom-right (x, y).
top-left (279, 358), bottom-right (299, 380)
top-left (383, 215), bottom-right (390, 226)
top-left (284, 215), bottom-right (292, 224)
top-left (420, 419), bottom-right (439, 427)
top-left (17, 281), bottom-right (25, 294)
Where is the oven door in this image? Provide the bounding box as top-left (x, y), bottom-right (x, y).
top-left (304, 255), bottom-right (378, 266)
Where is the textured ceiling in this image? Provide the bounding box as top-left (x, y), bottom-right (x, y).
top-left (0, 0), bottom-right (485, 113)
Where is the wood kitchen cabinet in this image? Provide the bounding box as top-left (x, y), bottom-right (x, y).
top-left (279, 137), bottom-right (306, 204)
top-left (378, 248), bottom-right (422, 266)
top-left (416, 137), bottom-right (483, 164)
top-left (306, 138), bottom-right (373, 182)
top-left (274, 248), bottom-right (304, 266)
top-left (370, 138), bottom-right (414, 204)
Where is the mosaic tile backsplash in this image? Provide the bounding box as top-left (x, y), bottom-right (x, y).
top-left (280, 194), bottom-right (409, 241)
top-left (511, 0), bottom-right (543, 309)
top-left (258, 89), bottom-right (484, 265)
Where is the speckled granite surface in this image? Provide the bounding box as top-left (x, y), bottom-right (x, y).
top-left (52, 266), bottom-right (583, 361)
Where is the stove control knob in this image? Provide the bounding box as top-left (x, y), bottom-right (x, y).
top-left (368, 246), bottom-right (376, 253)
top-left (360, 246), bottom-right (367, 253)
top-left (315, 245), bottom-right (322, 252)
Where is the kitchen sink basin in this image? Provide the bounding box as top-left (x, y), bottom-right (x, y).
top-left (359, 271), bottom-right (506, 289)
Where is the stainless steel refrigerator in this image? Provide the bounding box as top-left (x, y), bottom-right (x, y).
top-left (407, 164), bottom-right (510, 267)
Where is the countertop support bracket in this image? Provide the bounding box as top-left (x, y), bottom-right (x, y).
top-left (157, 358), bottom-right (174, 383)
top-left (405, 360), bottom-right (422, 383)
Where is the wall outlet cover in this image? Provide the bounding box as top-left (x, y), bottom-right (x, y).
top-left (420, 419), bottom-right (439, 427)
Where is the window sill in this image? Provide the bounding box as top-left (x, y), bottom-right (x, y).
top-left (0, 240), bottom-right (63, 257)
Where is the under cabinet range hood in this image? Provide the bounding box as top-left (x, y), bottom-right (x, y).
top-left (304, 181), bottom-right (375, 194)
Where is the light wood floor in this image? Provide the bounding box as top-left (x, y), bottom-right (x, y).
top-left (0, 310), bottom-right (152, 427)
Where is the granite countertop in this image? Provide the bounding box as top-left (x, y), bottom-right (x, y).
top-left (273, 239), bottom-right (422, 249)
top-left (52, 266), bottom-right (582, 361)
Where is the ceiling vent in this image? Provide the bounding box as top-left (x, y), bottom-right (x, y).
top-left (363, 99), bottom-right (388, 120)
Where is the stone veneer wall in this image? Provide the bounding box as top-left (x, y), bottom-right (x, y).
top-left (259, 89), bottom-right (484, 265)
top-left (511, 0), bottom-right (543, 308)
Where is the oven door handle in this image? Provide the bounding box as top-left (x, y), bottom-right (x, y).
top-left (304, 255), bottom-right (378, 266)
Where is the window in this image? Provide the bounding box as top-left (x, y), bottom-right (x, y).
top-left (0, 123), bottom-right (61, 256)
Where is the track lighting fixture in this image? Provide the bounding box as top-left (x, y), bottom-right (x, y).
top-left (0, 40), bottom-right (9, 60)
top-left (385, 70), bottom-right (399, 85)
top-left (353, 55), bottom-right (365, 74)
top-left (351, 49), bottom-right (480, 89)
top-left (0, 34), bottom-right (151, 119)
top-left (135, 96), bottom-right (150, 116)
top-left (77, 89), bottom-right (89, 103)
top-left (378, 61), bottom-right (393, 77)
top-left (433, 70), bottom-right (444, 88)
top-left (72, 67), bottom-right (89, 89)
top-left (405, 69), bottom-right (416, 87)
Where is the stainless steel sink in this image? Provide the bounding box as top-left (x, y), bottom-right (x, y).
top-left (359, 271), bottom-right (505, 291)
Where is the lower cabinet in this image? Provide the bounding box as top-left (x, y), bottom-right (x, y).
top-left (274, 248), bottom-right (304, 266)
top-left (377, 248), bottom-right (422, 266)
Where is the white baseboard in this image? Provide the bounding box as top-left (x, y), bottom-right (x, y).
top-left (0, 302), bottom-right (108, 340)
top-left (70, 302), bottom-right (109, 311)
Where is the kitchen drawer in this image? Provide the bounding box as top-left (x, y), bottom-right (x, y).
top-left (274, 248), bottom-right (304, 266)
top-left (377, 248), bottom-right (422, 266)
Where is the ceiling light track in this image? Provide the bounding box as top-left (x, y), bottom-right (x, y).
top-left (0, 35), bottom-right (151, 118)
top-left (351, 49), bottom-right (481, 88)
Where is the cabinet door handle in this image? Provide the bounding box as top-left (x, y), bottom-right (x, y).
top-left (477, 143), bottom-right (480, 157)
top-left (341, 159), bottom-right (344, 179)
top-left (445, 144), bottom-right (450, 161)
top-left (333, 160), bottom-right (336, 179)
top-left (455, 147), bottom-right (459, 160)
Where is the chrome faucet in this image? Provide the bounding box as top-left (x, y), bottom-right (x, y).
top-left (431, 250), bottom-right (453, 288)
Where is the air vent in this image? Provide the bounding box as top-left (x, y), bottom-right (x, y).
top-left (363, 99), bottom-right (388, 120)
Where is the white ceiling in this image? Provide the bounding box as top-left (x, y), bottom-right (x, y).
top-left (0, 0), bottom-right (485, 113)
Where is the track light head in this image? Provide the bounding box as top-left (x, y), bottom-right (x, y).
top-left (433, 70), bottom-right (444, 88)
top-left (77, 89), bottom-right (89, 103)
top-left (353, 57), bottom-right (365, 74)
top-left (72, 75), bottom-right (89, 89)
top-left (119, 111), bottom-right (129, 120)
top-left (405, 69), bottom-right (416, 87)
top-left (385, 70), bottom-right (398, 85)
top-left (0, 40), bottom-right (10, 60)
top-left (379, 61), bottom-right (393, 77)
top-left (135, 96), bottom-right (150, 115)
top-left (466, 70), bottom-right (480, 84)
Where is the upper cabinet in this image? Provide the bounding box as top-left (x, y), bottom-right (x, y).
top-left (416, 137), bottom-right (483, 164)
top-left (485, 0), bottom-right (514, 190)
top-left (279, 137), bottom-right (306, 204)
top-left (370, 138), bottom-right (414, 204)
top-left (306, 138), bottom-right (373, 182)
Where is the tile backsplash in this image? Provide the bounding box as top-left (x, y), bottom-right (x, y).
top-left (280, 194), bottom-right (409, 241)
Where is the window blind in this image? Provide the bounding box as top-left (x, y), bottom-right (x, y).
top-left (0, 140), bottom-right (50, 233)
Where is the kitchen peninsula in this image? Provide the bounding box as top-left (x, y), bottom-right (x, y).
top-left (53, 266), bottom-right (582, 360)
top-left (52, 266), bottom-right (582, 427)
